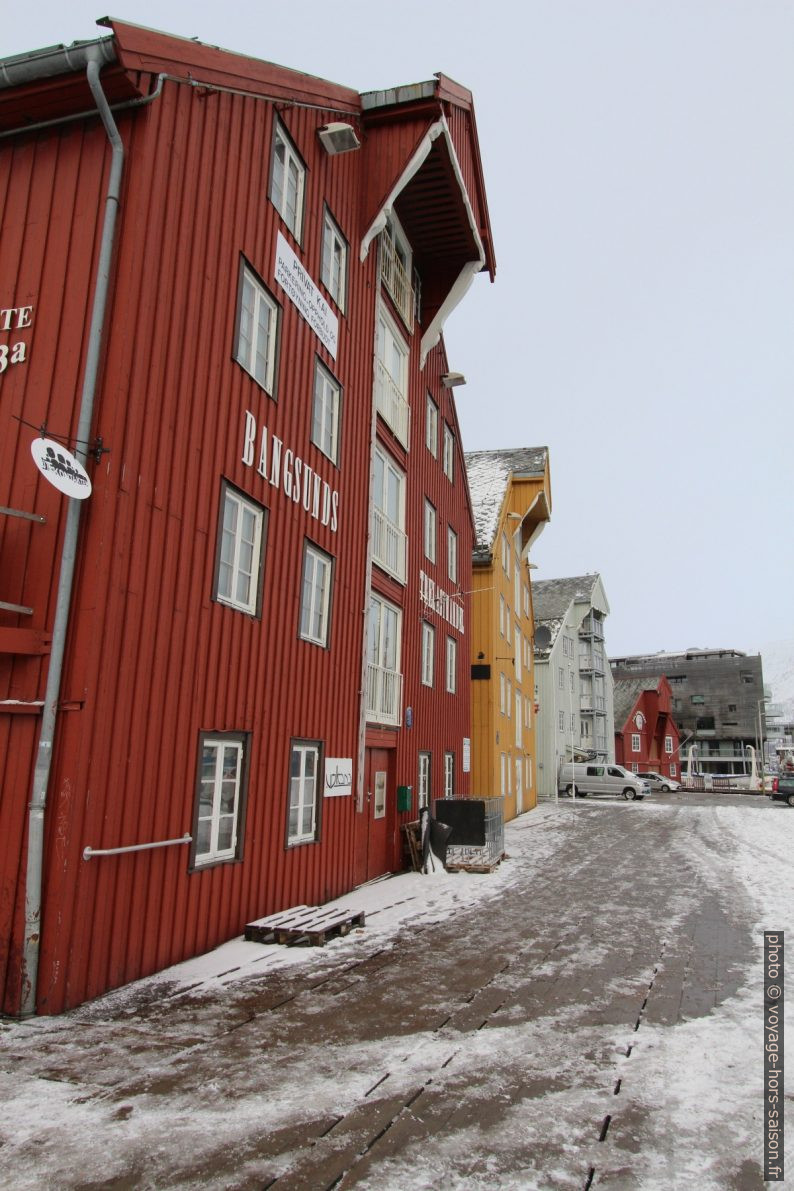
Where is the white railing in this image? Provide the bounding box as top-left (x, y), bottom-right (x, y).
top-left (366, 663), bottom-right (403, 726)
top-left (375, 358), bottom-right (411, 448)
top-left (372, 507), bottom-right (407, 583)
top-left (380, 235), bottom-right (414, 327)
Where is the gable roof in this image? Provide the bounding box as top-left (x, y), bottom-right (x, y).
top-left (532, 574), bottom-right (603, 622)
top-left (465, 448), bottom-right (548, 560)
top-left (612, 678), bottom-right (651, 731)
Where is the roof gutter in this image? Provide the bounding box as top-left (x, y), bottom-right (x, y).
top-left (20, 45), bottom-right (124, 1016)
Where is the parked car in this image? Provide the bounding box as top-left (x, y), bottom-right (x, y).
top-left (770, 773), bottom-right (794, 807)
top-left (637, 771), bottom-right (682, 792)
top-left (559, 763), bottom-right (650, 801)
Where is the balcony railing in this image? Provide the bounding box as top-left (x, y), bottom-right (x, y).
top-left (372, 507), bottom-right (407, 583)
top-left (581, 695), bottom-right (606, 714)
top-left (580, 616), bottom-right (604, 640)
top-left (366, 663), bottom-right (403, 726)
top-left (579, 652), bottom-right (605, 676)
top-left (380, 235), bottom-right (415, 327)
top-left (375, 358), bottom-right (410, 448)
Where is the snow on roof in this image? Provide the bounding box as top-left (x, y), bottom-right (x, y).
top-left (612, 677), bottom-right (656, 730)
top-left (464, 448), bottom-right (547, 560)
top-left (532, 575), bottom-right (601, 621)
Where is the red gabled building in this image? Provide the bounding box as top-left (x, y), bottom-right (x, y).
top-left (613, 676), bottom-right (681, 780)
top-left (0, 20), bottom-right (495, 1014)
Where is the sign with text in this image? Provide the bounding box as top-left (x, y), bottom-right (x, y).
top-left (324, 758), bottom-right (353, 797)
top-left (30, 438), bottom-right (91, 499)
top-left (274, 232), bottom-right (338, 359)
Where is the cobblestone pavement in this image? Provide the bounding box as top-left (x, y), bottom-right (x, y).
top-left (1, 793), bottom-right (785, 1189)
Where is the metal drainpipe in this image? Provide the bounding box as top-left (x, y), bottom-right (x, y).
top-left (20, 50), bottom-right (125, 1016)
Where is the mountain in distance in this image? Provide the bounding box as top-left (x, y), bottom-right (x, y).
top-left (755, 639), bottom-right (794, 719)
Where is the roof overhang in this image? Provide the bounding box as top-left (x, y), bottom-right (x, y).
top-left (360, 112), bottom-right (487, 367)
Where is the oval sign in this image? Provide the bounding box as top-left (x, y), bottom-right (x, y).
top-left (30, 438), bottom-right (92, 499)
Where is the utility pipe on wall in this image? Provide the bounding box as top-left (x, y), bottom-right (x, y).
top-left (21, 49), bottom-right (125, 1016)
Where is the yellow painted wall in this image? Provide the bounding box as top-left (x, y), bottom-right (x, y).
top-left (469, 467), bottom-right (551, 820)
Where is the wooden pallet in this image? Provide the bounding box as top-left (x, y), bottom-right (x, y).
top-left (244, 904), bottom-right (366, 947)
top-left (445, 852), bottom-right (504, 875)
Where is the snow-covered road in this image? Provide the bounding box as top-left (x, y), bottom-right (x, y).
top-left (1, 796), bottom-right (791, 1189)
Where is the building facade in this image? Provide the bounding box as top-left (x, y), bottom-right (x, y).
top-left (613, 676), bottom-right (681, 779)
top-left (0, 21), bottom-right (495, 1014)
top-left (532, 574), bottom-right (615, 799)
top-left (464, 448), bottom-right (552, 819)
top-left (609, 649), bottom-right (766, 778)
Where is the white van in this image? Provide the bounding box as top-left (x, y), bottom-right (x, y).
top-left (558, 763), bottom-right (649, 801)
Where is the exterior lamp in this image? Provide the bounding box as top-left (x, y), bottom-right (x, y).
top-left (317, 122), bottom-right (361, 155)
top-left (441, 372), bottom-right (466, 388)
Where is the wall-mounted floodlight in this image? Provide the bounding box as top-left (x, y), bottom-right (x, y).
top-left (441, 372), bottom-right (466, 388)
top-left (317, 122), bottom-right (361, 155)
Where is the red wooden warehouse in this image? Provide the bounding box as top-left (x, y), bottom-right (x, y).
top-left (613, 676), bottom-right (681, 781)
top-left (0, 20), bottom-right (495, 1014)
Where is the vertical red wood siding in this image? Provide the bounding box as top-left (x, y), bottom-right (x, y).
top-left (0, 24), bottom-right (493, 1014)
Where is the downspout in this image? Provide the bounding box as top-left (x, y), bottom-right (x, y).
top-left (20, 49), bottom-right (125, 1016)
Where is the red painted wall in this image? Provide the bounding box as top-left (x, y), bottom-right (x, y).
top-left (0, 24), bottom-right (492, 1013)
top-left (614, 678), bottom-right (681, 778)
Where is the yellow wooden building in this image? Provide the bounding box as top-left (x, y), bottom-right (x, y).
top-left (464, 449), bottom-right (552, 819)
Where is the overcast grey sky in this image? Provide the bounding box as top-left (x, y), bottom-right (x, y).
top-left (6, 1), bottom-right (793, 657)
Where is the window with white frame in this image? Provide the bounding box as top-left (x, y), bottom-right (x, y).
top-left (670, 762), bottom-right (677, 776)
top-left (367, 595), bottom-right (402, 725)
top-left (500, 672), bottom-right (506, 714)
top-left (270, 120), bottom-right (305, 239)
top-left (372, 445), bottom-right (407, 582)
top-left (558, 666), bottom-right (565, 689)
top-left (515, 691), bottom-right (522, 747)
top-left (375, 304), bottom-right (410, 446)
top-left (505, 607), bottom-right (511, 644)
top-left (447, 526), bottom-right (458, 584)
top-left (235, 260), bottom-right (280, 394)
top-left (444, 751), bottom-right (454, 798)
top-left (424, 499), bottom-right (437, 563)
top-left (558, 710), bottom-right (565, 732)
top-left (526, 756), bottom-right (533, 790)
top-left (631, 733), bottom-right (641, 752)
top-left (442, 424), bottom-right (454, 481)
top-left (299, 542), bottom-right (333, 646)
top-left (421, 621), bottom-right (435, 687)
top-left (570, 671), bottom-right (575, 693)
top-left (380, 212), bottom-right (413, 326)
top-left (311, 358), bottom-right (341, 464)
top-left (570, 712), bottom-right (575, 732)
top-left (321, 207), bottom-right (347, 311)
top-left (665, 735), bottom-right (673, 754)
top-left (501, 532), bottom-right (510, 574)
top-left (215, 482), bottom-right (267, 616)
top-left (523, 584), bottom-right (530, 617)
top-left (446, 636), bottom-right (457, 693)
top-left (506, 679), bottom-right (512, 717)
top-left (426, 393), bottom-right (438, 456)
top-left (287, 739), bottom-right (321, 845)
top-left (501, 753), bottom-right (508, 796)
top-left (631, 762), bottom-right (639, 773)
top-left (192, 733), bottom-right (248, 867)
top-left (418, 752), bottom-right (431, 810)
top-left (514, 628), bottom-right (523, 682)
top-left (499, 594), bottom-right (506, 637)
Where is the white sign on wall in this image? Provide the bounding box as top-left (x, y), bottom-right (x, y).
top-left (324, 757), bottom-right (353, 797)
top-left (30, 438), bottom-right (91, 499)
top-left (274, 232), bottom-right (338, 359)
